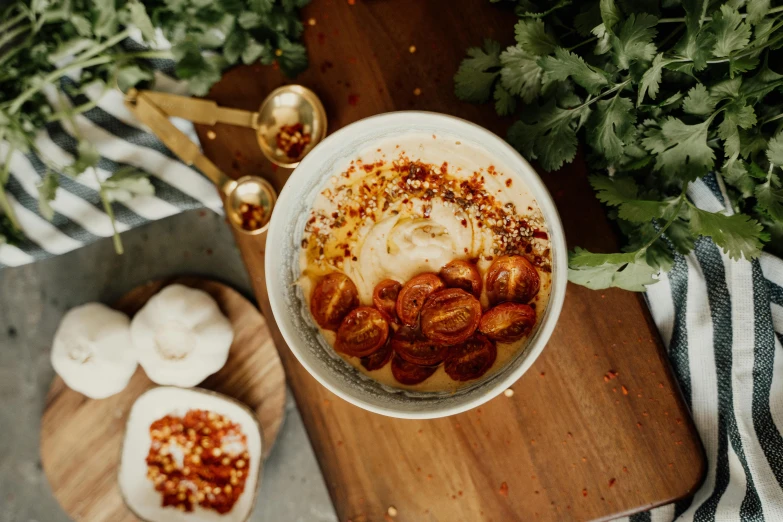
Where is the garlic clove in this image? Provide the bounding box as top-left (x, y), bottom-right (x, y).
top-left (51, 303), bottom-right (137, 399)
top-left (131, 285), bottom-right (234, 388)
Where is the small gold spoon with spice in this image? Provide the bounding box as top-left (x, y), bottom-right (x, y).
top-left (129, 85), bottom-right (327, 168)
top-left (124, 89), bottom-right (276, 235)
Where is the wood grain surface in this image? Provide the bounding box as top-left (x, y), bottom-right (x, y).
top-left (193, 1), bottom-right (707, 521)
top-left (40, 277), bottom-right (286, 522)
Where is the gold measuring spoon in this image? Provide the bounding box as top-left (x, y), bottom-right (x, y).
top-left (133, 85), bottom-right (327, 168)
top-left (124, 89), bottom-right (276, 235)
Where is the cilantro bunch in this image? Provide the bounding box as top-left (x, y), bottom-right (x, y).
top-left (455, 0), bottom-right (783, 291)
top-left (0, 0), bottom-right (309, 252)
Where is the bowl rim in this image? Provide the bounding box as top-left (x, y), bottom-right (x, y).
top-left (265, 110), bottom-right (567, 419)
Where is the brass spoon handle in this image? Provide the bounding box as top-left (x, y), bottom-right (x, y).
top-left (137, 91), bottom-right (260, 129)
top-left (126, 91), bottom-right (235, 194)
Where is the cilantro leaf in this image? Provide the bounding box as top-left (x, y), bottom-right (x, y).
top-left (224, 29), bottom-right (248, 65)
top-left (718, 103), bottom-right (756, 157)
top-left (688, 205), bottom-right (765, 260)
top-left (275, 37), bottom-right (308, 76)
top-left (767, 131), bottom-right (783, 165)
top-left (611, 13), bottom-right (658, 69)
top-left (599, 0), bottom-right (621, 34)
top-left (643, 117), bottom-right (715, 180)
top-left (682, 84), bottom-right (716, 116)
top-left (116, 65), bottom-right (153, 92)
top-left (722, 157), bottom-right (756, 198)
top-left (674, 26), bottom-right (715, 71)
top-left (683, 0), bottom-right (709, 35)
top-left (756, 178), bottom-right (783, 221)
top-left (37, 170), bottom-right (58, 221)
top-left (710, 77), bottom-right (743, 99)
top-left (589, 174), bottom-right (639, 205)
top-left (514, 19), bottom-right (557, 56)
top-left (499, 45), bottom-right (543, 103)
top-left (64, 140), bottom-right (100, 177)
top-left (507, 98), bottom-right (588, 171)
top-left (587, 95), bottom-right (635, 161)
top-left (539, 48), bottom-right (609, 95)
top-left (126, 1), bottom-right (157, 43)
top-left (666, 219), bottom-right (697, 254)
top-left (568, 248), bottom-right (658, 291)
top-left (637, 53), bottom-right (668, 105)
top-left (711, 5), bottom-right (752, 58)
top-left (746, 0), bottom-right (770, 25)
top-left (494, 83), bottom-right (517, 116)
top-left (454, 39), bottom-right (502, 103)
top-left (618, 198), bottom-right (679, 222)
top-left (102, 167), bottom-right (154, 202)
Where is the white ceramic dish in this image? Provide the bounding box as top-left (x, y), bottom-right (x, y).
top-left (265, 111), bottom-right (567, 419)
top-left (118, 386), bottom-right (263, 522)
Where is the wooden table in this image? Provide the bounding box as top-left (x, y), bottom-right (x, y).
top-left (195, 1), bottom-right (706, 520)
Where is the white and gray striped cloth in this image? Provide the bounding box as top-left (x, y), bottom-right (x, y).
top-left (617, 174), bottom-right (783, 521)
top-left (0, 58), bottom-right (221, 268)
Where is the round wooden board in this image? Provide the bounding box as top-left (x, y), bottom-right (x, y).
top-left (40, 277), bottom-right (286, 522)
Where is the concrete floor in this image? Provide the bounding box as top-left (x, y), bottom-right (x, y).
top-left (0, 209), bottom-right (338, 522)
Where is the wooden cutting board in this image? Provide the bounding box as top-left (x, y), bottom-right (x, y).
top-left (40, 277), bottom-right (286, 522)
top-left (193, 1), bottom-right (707, 521)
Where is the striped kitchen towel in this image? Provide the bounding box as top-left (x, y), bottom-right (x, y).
top-left (0, 56), bottom-right (221, 268)
top-left (617, 173), bottom-right (783, 521)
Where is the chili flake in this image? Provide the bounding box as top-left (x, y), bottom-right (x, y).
top-left (146, 410), bottom-right (250, 514)
top-left (276, 122), bottom-right (312, 159)
top-left (238, 202), bottom-right (267, 231)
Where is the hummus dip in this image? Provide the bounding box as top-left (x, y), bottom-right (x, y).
top-left (298, 134), bottom-right (552, 392)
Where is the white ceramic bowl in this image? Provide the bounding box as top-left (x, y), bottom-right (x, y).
top-left (265, 111), bottom-right (567, 419)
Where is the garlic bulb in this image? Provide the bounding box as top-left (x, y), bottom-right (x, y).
top-left (130, 285), bottom-right (233, 387)
top-left (51, 303), bottom-right (138, 399)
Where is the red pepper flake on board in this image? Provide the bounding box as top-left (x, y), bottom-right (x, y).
top-left (348, 94), bottom-right (360, 106)
top-left (608, 478), bottom-right (616, 488)
top-left (622, 385), bottom-right (629, 395)
top-left (146, 410), bottom-right (249, 514)
top-left (499, 482), bottom-right (509, 497)
top-left (582, 489), bottom-right (588, 497)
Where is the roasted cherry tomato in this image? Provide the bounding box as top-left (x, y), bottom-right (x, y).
top-left (396, 273), bottom-right (445, 327)
top-left (479, 302), bottom-right (536, 343)
top-left (439, 259), bottom-right (482, 298)
top-left (391, 353), bottom-right (438, 385)
top-left (444, 334), bottom-right (497, 382)
top-left (485, 255), bottom-right (540, 305)
top-left (335, 307), bottom-right (389, 357)
top-left (372, 279), bottom-right (402, 323)
top-left (390, 326), bottom-right (448, 366)
top-left (310, 272), bottom-right (360, 331)
top-left (360, 339), bottom-right (393, 371)
top-left (420, 288), bottom-right (481, 345)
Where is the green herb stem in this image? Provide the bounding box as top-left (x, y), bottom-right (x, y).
top-left (0, 149), bottom-right (21, 231)
top-left (94, 168), bottom-right (123, 254)
top-left (0, 11), bottom-right (26, 35)
top-left (573, 79), bottom-right (632, 112)
top-left (567, 36), bottom-right (598, 52)
top-left (74, 28), bottom-right (133, 63)
top-left (0, 23), bottom-right (30, 51)
top-left (762, 112), bottom-right (783, 125)
top-left (6, 55), bottom-right (113, 114)
top-left (119, 50), bottom-right (174, 60)
top-left (658, 5), bottom-right (783, 23)
top-left (642, 196), bottom-right (686, 250)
